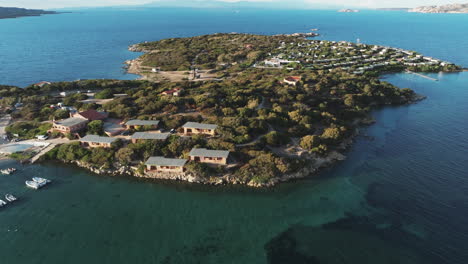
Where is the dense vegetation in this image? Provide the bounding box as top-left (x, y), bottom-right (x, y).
top-left (132, 34), bottom-right (301, 71)
top-left (3, 33), bottom-right (459, 185)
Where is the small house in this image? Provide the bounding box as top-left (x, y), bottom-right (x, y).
top-left (72, 109), bottom-right (107, 121)
top-left (103, 122), bottom-right (126, 137)
top-left (80, 135), bottom-right (117, 148)
top-left (145, 157), bottom-right (187, 173)
top-left (182, 122), bottom-right (217, 136)
top-left (189, 148), bottom-right (230, 165)
top-left (283, 76), bottom-right (302, 86)
top-left (52, 117), bottom-right (88, 134)
top-left (131, 132), bottom-right (170, 143)
top-left (34, 81), bottom-right (51, 88)
top-left (161, 88), bottom-right (183, 97)
top-left (124, 120), bottom-right (160, 130)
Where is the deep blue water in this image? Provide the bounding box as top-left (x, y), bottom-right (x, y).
top-left (0, 9), bottom-right (467, 87)
top-left (1, 8), bottom-right (468, 264)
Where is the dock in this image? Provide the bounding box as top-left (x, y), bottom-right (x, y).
top-left (30, 143), bottom-right (57, 164)
top-left (406, 70), bottom-right (438, 81)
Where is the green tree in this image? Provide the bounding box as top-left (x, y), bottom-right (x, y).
top-left (115, 148), bottom-right (135, 165)
top-left (87, 120), bottom-right (104, 135)
top-left (300, 135), bottom-right (320, 150)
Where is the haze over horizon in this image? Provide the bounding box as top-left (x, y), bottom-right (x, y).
top-left (0, 0), bottom-right (462, 10)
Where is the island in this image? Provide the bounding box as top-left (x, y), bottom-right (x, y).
top-left (0, 33), bottom-right (461, 187)
top-left (408, 3), bottom-right (468, 13)
top-left (338, 9), bottom-right (360, 13)
top-left (0, 7), bottom-right (57, 19)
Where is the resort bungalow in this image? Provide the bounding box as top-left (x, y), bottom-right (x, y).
top-left (189, 148), bottom-right (230, 165)
top-left (34, 81), bottom-right (51, 87)
top-left (124, 120), bottom-right (160, 130)
top-left (72, 109), bottom-right (107, 121)
top-left (80, 135), bottom-right (117, 148)
top-left (145, 157), bottom-right (187, 173)
top-left (103, 122), bottom-right (126, 137)
top-left (130, 132), bottom-right (170, 143)
top-left (182, 122), bottom-right (217, 136)
top-left (161, 88), bottom-right (183, 97)
top-left (52, 117), bottom-right (88, 134)
top-left (283, 76), bottom-right (302, 86)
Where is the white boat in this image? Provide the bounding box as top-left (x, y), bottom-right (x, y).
top-left (1, 168), bottom-right (17, 175)
top-left (26, 180), bottom-right (42, 189)
top-left (33, 177), bottom-right (51, 184)
top-left (0, 199), bottom-right (6, 207)
top-left (5, 194), bottom-right (17, 202)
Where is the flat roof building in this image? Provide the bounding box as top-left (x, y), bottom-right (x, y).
top-left (145, 157), bottom-right (187, 173)
top-left (131, 132), bottom-right (170, 143)
top-left (189, 148), bottom-right (230, 165)
top-left (125, 120), bottom-right (160, 130)
top-left (182, 122), bottom-right (217, 136)
top-left (52, 117), bottom-right (88, 134)
top-left (80, 135), bottom-right (117, 148)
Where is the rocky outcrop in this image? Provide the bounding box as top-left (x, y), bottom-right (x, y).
top-left (409, 3), bottom-right (468, 13)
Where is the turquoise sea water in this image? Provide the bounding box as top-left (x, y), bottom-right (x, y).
top-left (1, 8), bottom-right (468, 264)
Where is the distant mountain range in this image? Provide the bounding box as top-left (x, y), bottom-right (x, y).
top-left (408, 3), bottom-right (468, 13)
top-left (0, 7), bottom-right (56, 19)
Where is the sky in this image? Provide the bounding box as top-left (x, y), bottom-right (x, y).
top-left (0, 0), bottom-right (460, 10)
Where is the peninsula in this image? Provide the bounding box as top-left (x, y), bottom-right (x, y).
top-left (409, 3), bottom-right (468, 13)
top-left (0, 7), bottom-right (57, 19)
top-left (0, 33), bottom-right (460, 187)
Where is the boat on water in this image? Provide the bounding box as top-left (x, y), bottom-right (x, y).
top-left (26, 180), bottom-right (42, 189)
top-left (5, 194), bottom-right (17, 202)
top-left (26, 177), bottom-right (51, 189)
top-left (32, 177), bottom-right (51, 184)
top-left (0, 199), bottom-right (6, 207)
top-left (1, 168), bottom-right (17, 175)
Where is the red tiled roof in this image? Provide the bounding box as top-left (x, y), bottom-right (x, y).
top-left (77, 110), bottom-right (106, 121)
top-left (285, 76), bottom-right (301, 82)
top-left (162, 88), bottom-right (182, 95)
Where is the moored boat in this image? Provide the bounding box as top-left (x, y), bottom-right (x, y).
top-left (0, 199), bottom-right (6, 207)
top-left (32, 177), bottom-right (51, 184)
top-left (5, 194), bottom-right (17, 202)
top-left (26, 180), bottom-right (42, 189)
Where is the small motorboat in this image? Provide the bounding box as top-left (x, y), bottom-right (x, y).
top-left (32, 177), bottom-right (51, 184)
top-left (5, 194), bottom-right (17, 202)
top-left (0, 199), bottom-right (6, 207)
top-left (26, 180), bottom-right (42, 189)
top-left (1, 168), bottom-right (17, 175)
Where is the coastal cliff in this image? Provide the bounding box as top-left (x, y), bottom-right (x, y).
top-left (409, 3), bottom-right (468, 13)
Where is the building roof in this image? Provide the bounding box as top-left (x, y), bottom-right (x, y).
top-left (145, 157), bottom-right (187, 167)
top-left (182, 122), bottom-right (218, 130)
top-left (284, 76), bottom-right (302, 82)
top-left (77, 110), bottom-right (106, 121)
top-left (80, 135), bottom-right (117, 144)
top-left (103, 122), bottom-right (125, 135)
top-left (125, 120), bottom-right (160, 126)
top-left (131, 132), bottom-right (170, 140)
top-left (189, 148), bottom-right (230, 159)
top-left (162, 88), bottom-right (182, 95)
top-left (55, 117), bottom-right (88, 127)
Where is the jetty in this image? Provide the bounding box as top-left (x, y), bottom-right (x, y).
top-left (406, 70), bottom-right (438, 81)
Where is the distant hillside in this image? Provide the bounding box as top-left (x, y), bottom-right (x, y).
top-left (0, 7), bottom-right (57, 19)
top-left (143, 0), bottom-right (342, 9)
top-left (409, 3), bottom-right (468, 13)
top-left (377, 8), bottom-right (410, 11)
